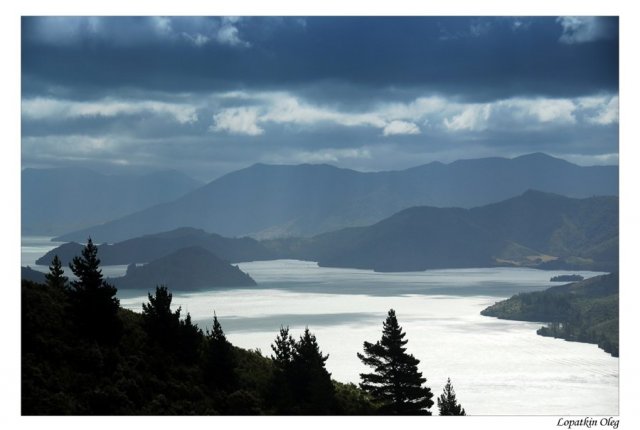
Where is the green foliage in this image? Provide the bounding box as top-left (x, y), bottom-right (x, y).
top-left (482, 273), bottom-right (619, 356)
top-left (68, 238), bottom-right (122, 344)
top-left (437, 378), bottom-right (466, 416)
top-left (22, 248), bottom-right (421, 415)
top-left (202, 315), bottom-right (237, 392)
top-left (289, 328), bottom-right (336, 414)
top-left (141, 285), bottom-right (202, 363)
top-left (358, 309), bottom-right (434, 415)
top-left (333, 382), bottom-right (377, 414)
top-left (268, 326), bottom-right (337, 414)
top-left (45, 255), bottom-right (68, 290)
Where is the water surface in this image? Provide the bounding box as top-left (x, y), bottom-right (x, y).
top-left (118, 259), bottom-right (617, 416)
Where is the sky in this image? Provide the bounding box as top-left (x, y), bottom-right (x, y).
top-left (21, 16), bottom-right (619, 182)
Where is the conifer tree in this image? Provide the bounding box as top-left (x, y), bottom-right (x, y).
top-left (177, 312), bottom-right (203, 364)
top-left (357, 309), bottom-right (434, 415)
top-left (271, 326), bottom-right (296, 368)
top-left (142, 285), bottom-right (181, 349)
top-left (269, 326), bottom-right (297, 412)
top-left (437, 378), bottom-right (466, 416)
top-left (68, 238), bottom-right (121, 343)
top-left (203, 314), bottom-right (237, 391)
top-left (45, 254), bottom-right (67, 290)
top-left (290, 328), bottom-right (336, 414)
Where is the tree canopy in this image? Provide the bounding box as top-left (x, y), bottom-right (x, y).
top-left (45, 254), bottom-right (67, 290)
top-left (437, 378), bottom-right (466, 416)
top-left (68, 238), bottom-right (121, 343)
top-left (357, 309), bottom-right (434, 415)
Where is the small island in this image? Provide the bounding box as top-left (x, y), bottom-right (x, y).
top-left (111, 246), bottom-right (257, 290)
top-left (550, 274), bottom-right (584, 282)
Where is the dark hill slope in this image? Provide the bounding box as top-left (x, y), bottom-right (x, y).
top-left (481, 273), bottom-right (619, 356)
top-left (267, 191), bottom-right (618, 272)
top-left (37, 227), bottom-right (274, 266)
top-left (55, 153), bottom-right (618, 242)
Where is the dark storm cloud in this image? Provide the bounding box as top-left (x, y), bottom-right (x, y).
top-left (21, 16), bottom-right (619, 181)
top-left (22, 16), bottom-right (618, 102)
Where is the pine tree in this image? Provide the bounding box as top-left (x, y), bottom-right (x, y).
top-left (45, 255), bottom-right (67, 290)
top-left (437, 378), bottom-right (466, 416)
top-left (290, 328), bottom-right (336, 414)
top-left (68, 238), bottom-right (121, 343)
top-left (269, 326), bottom-right (336, 414)
top-left (203, 314), bottom-right (237, 391)
top-left (357, 309), bottom-right (434, 415)
top-left (142, 285), bottom-right (181, 348)
top-left (269, 326), bottom-right (297, 413)
top-left (177, 312), bottom-right (203, 364)
top-left (271, 326), bottom-right (296, 368)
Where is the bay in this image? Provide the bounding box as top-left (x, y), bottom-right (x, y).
top-left (22, 237), bottom-right (618, 415)
top-left (119, 259), bottom-right (618, 416)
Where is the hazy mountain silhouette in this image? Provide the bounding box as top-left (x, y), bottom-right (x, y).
top-left (22, 167), bottom-right (202, 235)
top-left (54, 153), bottom-right (618, 243)
top-left (110, 246), bottom-right (256, 290)
top-left (37, 227), bottom-right (274, 266)
top-left (270, 191), bottom-right (618, 272)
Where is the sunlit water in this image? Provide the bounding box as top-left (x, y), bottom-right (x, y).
top-left (22, 237), bottom-right (618, 415)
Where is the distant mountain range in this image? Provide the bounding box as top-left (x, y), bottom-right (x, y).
top-left (40, 190), bottom-right (618, 274)
top-left (269, 190), bottom-right (619, 272)
top-left (53, 153), bottom-right (618, 243)
top-left (110, 246), bottom-right (256, 290)
top-left (22, 167), bottom-right (202, 236)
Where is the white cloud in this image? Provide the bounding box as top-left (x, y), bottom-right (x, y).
top-left (22, 135), bottom-right (117, 156)
top-left (22, 97), bottom-right (198, 124)
top-left (267, 148), bottom-right (372, 164)
top-left (505, 98), bottom-right (576, 124)
top-left (383, 121), bottom-right (420, 136)
top-left (558, 152), bottom-right (619, 166)
top-left (211, 107), bottom-right (264, 136)
top-left (216, 20), bottom-right (250, 47)
top-left (28, 17), bottom-right (252, 48)
top-left (380, 96), bottom-right (447, 121)
top-left (557, 17), bottom-right (615, 44)
top-left (207, 91), bottom-right (618, 138)
top-left (261, 94), bottom-right (386, 128)
top-left (444, 104), bottom-right (492, 131)
top-left (587, 95), bottom-right (618, 125)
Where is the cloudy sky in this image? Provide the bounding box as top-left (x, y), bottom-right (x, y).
top-left (21, 16), bottom-right (619, 182)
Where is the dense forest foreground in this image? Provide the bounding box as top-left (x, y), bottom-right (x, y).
top-left (22, 241), bottom-right (466, 415)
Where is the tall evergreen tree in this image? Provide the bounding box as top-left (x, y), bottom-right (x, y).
top-left (142, 285), bottom-right (181, 349)
top-left (271, 326), bottom-right (296, 368)
top-left (290, 328), bottom-right (336, 414)
top-left (357, 309), bottom-right (434, 415)
top-left (437, 378), bottom-right (466, 416)
top-left (177, 312), bottom-right (203, 364)
top-left (203, 314), bottom-right (237, 391)
top-left (45, 254), bottom-right (67, 290)
top-left (269, 326), bottom-right (297, 413)
top-left (68, 238), bottom-right (121, 343)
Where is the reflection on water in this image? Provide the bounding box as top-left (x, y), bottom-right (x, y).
top-left (119, 260), bottom-right (617, 416)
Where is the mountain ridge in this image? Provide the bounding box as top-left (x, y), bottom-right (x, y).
top-left (53, 153), bottom-right (618, 243)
